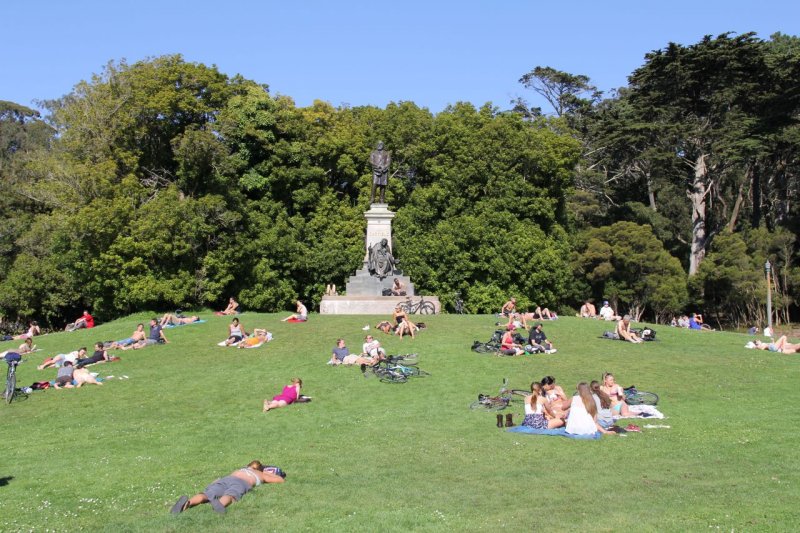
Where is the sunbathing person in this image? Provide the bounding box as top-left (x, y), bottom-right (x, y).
top-left (565, 382), bottom-right (614, 436)
top-left (128, 319), bottom-right (169, 349)
top-left (171, 460), bottom-right (285, 515)
top-left (65, 311), bottom-right (94, 331)
top-left (38, 347), bottom-right (87, 370)
top-left (160, 313), bottom-right (200, 327)
top-left (598, 301), bottom-right (620, 321)
top-left (541, 376), bottom-right (571, 417)
top-left (532, 306), bottom-right (556, 320)
top-left (238, 329), bottom-right (270, 349)
top-left (54, 361), bottom-right (75, 389)
top-left (219, 297), bottom-right (240, 315)
top-left (500, 326), bottom-right (524, 356)
top-left (616, 315), bottom-right (643, 343)
top-left (13, 320), bottom-right (41, 340)
top-left (590, 380), bottom-right (614, 428)
top-left (753, 336), bottom-right (800, 354)
top-left (17, 337), bottom-right (36, 354)
top-left (263, 378), bottom-right (302, 412)
top-left (75, 342), bottom-right (110, 368)
top-left (281, 300), bottom-right (308, 322)
top-left (579, 301), bottom-right (597, 318)
top-left (72, 367), bottom-right (103, 387)
top-left (600, 372), bottom-right (635, 418)
top-left (329, 338), bottom-right (375, 366)
top-left (500, 297), bottom-right (518, 318)
top-left (522, 382), bottom-right (564, 429)
top-left (392, 306), bottom-right (417, 340)
top-left (109, 324), bottom-right (146, 349)
top-left (224, 318), bottom-right (247, 346)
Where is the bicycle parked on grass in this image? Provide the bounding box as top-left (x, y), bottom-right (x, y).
top-left (3, 353), bottom-right (25, 404)
top-left (469, 378), bottom-right (528, 411)
top-left (401, 295), bottom-right (436, 315)
top-left (367, 354), bottom-right (430, 383)
top-left (624, 386), bottom-right (659, 405)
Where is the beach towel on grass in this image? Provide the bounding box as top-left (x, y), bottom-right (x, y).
top-left (163, 320), bottom-right (206, 329)
top-left (506, 426), bottom-right (602, 440)
top-left (616, 404), bottom-right (665, 419)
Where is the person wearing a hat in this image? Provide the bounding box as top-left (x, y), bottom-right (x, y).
top-left (598, 301), bottom-right (620, 321)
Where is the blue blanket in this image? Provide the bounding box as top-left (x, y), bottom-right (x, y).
top-left (164, 319), bottom-right (207, 329)
top-left (506, 426), bottom-right (602, 440)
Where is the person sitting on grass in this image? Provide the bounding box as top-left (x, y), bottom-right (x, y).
top-left (329, 338), bottom-right (375, 366)
top-left (238, 329), bottom-right (270, 349)
top-left (281, 300), bottom-right (308, 322)
top-left (598, 301), bottom-right (620, 321)
top-left (65, 310), bottom-right (94, 331)
top-left (590, 380), bottom-right (614, 428)
top-left (500, 326), bottom-right (524, 356)
top-left (688, 313), bottom-right (714, 331)
top-left (17, 337), bottom-right (36, 354)
top-left (160, 313), bottom-right (200, 327)
top-left (541, 375), bottom-right (571, 418)
top-left (565, 382), bottom-right (614, 436)
top-left (579, 300), bottom-right (597, 318)
top-left (38, 347), bottom-right (87, 370)
top-left (616, 315), bottom-right (643, 343)
top-left (128, 319), bottom-right (169, 350)
top-left (393, 305), bottom-right (417, 340)
top-left (263, 378), bottom-right (302, 412)
top-left (54, 360), bottom-right (75, 389)
top-left (75, 342), bottom-right (110, 368)
top-left (600, 372), bottom-right (636, 418)
top-left (13, 320), bottom-right (41, 340)
top-left (224, 318), bottom-right (247, 346)
top-left (522, 382), bottom-right (564, 429)
top-left (753, 336), bottom-right (800, 354)
top-left (219, 297), bottom-right (240, 316)
top-left (528, 323), bottom-right (556, 354)
top-left (500, 297), bottom-right (518, 318)
top-left (171, 460), bottom-right (285, 515)
top-left (109, 324), bottom-right (146, 349)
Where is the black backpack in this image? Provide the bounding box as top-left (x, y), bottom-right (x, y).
top-left (641, 328), bottom-right (656, 341)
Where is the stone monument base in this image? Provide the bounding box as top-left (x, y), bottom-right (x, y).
top-left (320, 295), bottom-right (441, 315)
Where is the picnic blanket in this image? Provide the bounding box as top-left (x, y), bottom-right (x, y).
top-left (163, 319), bottom-right (207, 329)
top-left (506, 426), bottom-right (602, 440)
top-left (286, 317), bottom-right (307, 323)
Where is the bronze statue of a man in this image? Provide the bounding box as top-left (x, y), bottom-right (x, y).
top-left (369, 141), bottom-right (391, 204)
top-left (367, 238), bottom-right (398, 280)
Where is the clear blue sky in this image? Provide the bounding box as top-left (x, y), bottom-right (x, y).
top-left (2, 0), bottom-right (798, 114)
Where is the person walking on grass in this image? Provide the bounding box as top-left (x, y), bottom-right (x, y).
top-left (171, 460), bottom-right (285, 515)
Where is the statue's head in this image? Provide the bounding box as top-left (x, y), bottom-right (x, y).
top-left (380, 238), bottom-right (388, 246)
top-left (376, 141), bottom-right (384, 150)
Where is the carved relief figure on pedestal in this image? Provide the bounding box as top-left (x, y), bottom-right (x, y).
top-left (367, 238), bottom-right (398, 280)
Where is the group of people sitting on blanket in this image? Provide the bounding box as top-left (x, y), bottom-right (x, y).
top-left (328, 335), bottom-right (387, 369)
top-left (375, 305), bottom-right (419, 339)
top-left (519, 373), bottom-right (635, 436)
top-left (498, 322), bottom-right (556, 356)
top-left (500, 298), bottom-right (557, 329)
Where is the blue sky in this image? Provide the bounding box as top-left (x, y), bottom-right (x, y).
top-left (2, 0), bottom-right (798, 114)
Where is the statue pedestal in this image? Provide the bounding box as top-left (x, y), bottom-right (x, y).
top-left (322, 203), bottom-right (438, 315)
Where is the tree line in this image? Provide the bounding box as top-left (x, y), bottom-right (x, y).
top-left (1, 32), bottom-right (798, 329)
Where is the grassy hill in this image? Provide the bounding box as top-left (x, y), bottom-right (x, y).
top-left (3, 313), bottom-right (799, 531)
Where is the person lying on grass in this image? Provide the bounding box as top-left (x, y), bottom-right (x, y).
top-left (522, 382), bottom-right (565, 429)
top-left (13, 320), bottom-right (41, 340)
top-left (160, 313), bottom-right (200, 327)
top-left (126, 319), bottom-right (169, 350)
top-left (72, 367), bottom-right (103, 387)
top-left (224, 317), bottom-right (247, 346)
top-left (171, 460), bottom-right (285, 515)
top-left (38, 347), bottom-right (87, 370)
top-left (237, 329), bottom-right (270, 348)
top-left (565, 382), bottom-right (614, 436)
top-left (109, 324), bottom-right (146, 349)
top-left (361, 335), bottom-right (387, 361)
top-left (329, 338), bottom-right (377, 366)
top-left (616, 315), bottom-right (643, 343)
top-left (75, 342), bottom-right (110, 368)
top-left (263, 378), bottom-right (302, 412)
top-left (753, 336), bottom-right (800, 354)
top-left (600, 372), bottom-right (636, 418)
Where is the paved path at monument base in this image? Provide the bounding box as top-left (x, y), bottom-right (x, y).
top-left (320, 295), bottom-right (441, 315)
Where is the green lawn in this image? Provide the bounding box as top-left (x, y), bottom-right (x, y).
top-left (3, 313), bottom-right (799, 532)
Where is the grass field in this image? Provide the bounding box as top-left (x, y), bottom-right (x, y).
top-left (2, 312), bottom-right (800, 532)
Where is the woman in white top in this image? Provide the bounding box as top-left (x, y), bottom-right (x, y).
top-left (282, 300), bottom-right (308, 322)
top-left (565, 382), bottom-right (613, 436)
top-left (225, 318), bottom-right (247, 346)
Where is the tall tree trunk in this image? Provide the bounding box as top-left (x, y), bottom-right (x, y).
top-left (727, 164), bottom-right (752, 232)
top-left (646, 170), bottom-right (657, 211)
top-left (688, 154), bottom-right (708, 276)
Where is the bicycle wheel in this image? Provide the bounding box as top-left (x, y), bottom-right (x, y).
top-left (5, 370), bottom-right (16, 404)
top-left (419, 301), bottom-right (435, 315)
top-left (469, 399), bottom-right (490, 410)
top-left (380, 371), bottom-right (408, 384)
top-left (401, 302), bottom-right (414, 314)
top-left (405, 367), bottom-right (430, 377)
top-left (510, 389), bottom-right (530, 402)
top-left (627, 390), bottom-right (659, 405)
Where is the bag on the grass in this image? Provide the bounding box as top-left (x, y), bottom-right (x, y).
top-left (641, 328), bottom-right (656, 341)
top-left (262, 465), bottom-right (287, 478)
top-left (602, 331), bottom-right (620, 340)
top-left (471, 341), bottom-right (495, 353)
top-left (512, 333), bottom-right (526, 344)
